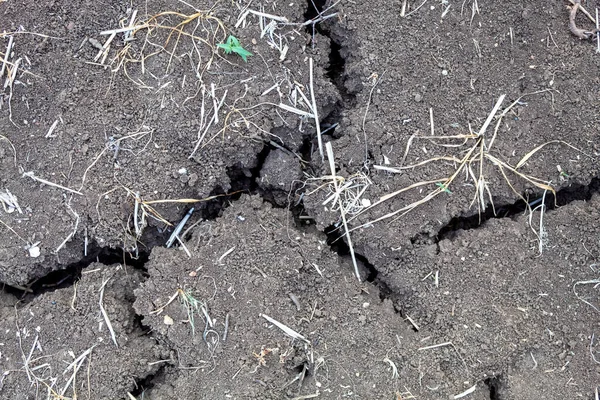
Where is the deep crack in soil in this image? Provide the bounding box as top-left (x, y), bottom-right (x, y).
top-left (340, 175), bottom-right (600, 334)
top-left (130, 362), bottom-right (169, 398)
top-left (300, 0), bottom-right (600, 337)
top-left (5, 0), bottom-right (597, 353)
top-left (436, 176), bottom-right (600, 242)
top-left (304, 0), bottom-right (358, 142)
top-left (0, 135), bottom-right (278, 299)
top-left (2, 1), bottom-right (599, 397)
top-left (2, 244), bottom-right (149, 301)
top-left (485, 376), bottom-right (502, 400)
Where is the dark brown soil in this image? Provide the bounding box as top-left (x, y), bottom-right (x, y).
top-left (1, 0), bottom-right (599, 399)
top-left (0, 264), bottom-right (165, 399)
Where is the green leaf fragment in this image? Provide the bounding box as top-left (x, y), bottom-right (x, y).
top-left (229, 36), bottom-right (241, 47)
top-left (435, 182), bottom-right (452, 194)
top-left (233, 47), bottom-right (253, 62)
top-left (217, 42), bottom-right (233, 54)
top-left (217, 35), bottom-right (253, 62)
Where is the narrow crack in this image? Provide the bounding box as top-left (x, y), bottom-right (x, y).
top-left (318, 175), bottom-right (600, 334)
top-left (1, 139), bottom-right (278, 300)
top-left (323, 34), bottom-right (357, 107)
top-left (130, 362), bottom-right (169, 397)
top-left (485, 376), bottom-right (502, 400)
top-left (322, 223), bottom-right (419, 332)
top-left (299, 0), bottom-right (418, 327)
top-left (225, 143), bottom-right (271, 200)
top-left (300, 0), bottom-right (415, 314)
top-left (1, 244), bottom-right (150, 302)
top-left (303, 0), bottom-right (359, 145)
top-left (436, 176), bottom-right (600, 242)
top-left (324, 224), bottom-right (377, 281)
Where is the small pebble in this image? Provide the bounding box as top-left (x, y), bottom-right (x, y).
top-left (28, 245), bottom-right (40, 258)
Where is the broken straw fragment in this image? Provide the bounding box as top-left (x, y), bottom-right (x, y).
top-left (260, 313), bottom-right (309, 343)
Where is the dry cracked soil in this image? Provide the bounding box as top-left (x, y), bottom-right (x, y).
top-left (0, 0), bottom-right (599, 399)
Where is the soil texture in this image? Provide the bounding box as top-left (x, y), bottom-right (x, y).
top-left (1, 0), bottom-right (599, 399)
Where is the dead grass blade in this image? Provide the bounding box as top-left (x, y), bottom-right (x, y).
top-left (353, 92), bottom-right (579, 237)
top-left (0, 134), bottom-right (16, 166)
top-left (99, 277), bottom-right (118, 347)
top-left (515, 140), bottom-right (589, 169)
top-left (326, 142), bottom-right (361, 281)
top-left (106, 8), bottom-right (226, 84)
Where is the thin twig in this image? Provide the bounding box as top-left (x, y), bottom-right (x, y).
top-left (568, 0), bottom-right (596, 24)
top-left (309, 58), bottom-right (323, 161)
top-left (99, 277), bottom-right (118, 347)
top-left (573, 279), bottom-right (600, 313)
top-left (405, 0), bottom-right (428, 17)
top-left (0, 35), bottom-right (14, 79)
top-left (326, 142), bottom-right (361, 281)
top-left (166, 207), bottom-right (194, 247)
top-left (55, 199), bottom-right (80, 253)
top-left (260, 313), bottom-right (309, 343)
top-left (401, 0), bottom-right (408, 17)
top-left (597, 8), bottom-right (600, 52)
top-left (362, 72), bottom-right (385, 165)
top-left (23, 171), bottom-right (83, 195)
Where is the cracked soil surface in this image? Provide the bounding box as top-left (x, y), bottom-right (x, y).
top-left (1, 0), bottom-right (599, 399)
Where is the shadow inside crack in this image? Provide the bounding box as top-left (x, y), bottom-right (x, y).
top-left (436, 176), bottom-right (600, 241)
top-left (324, 224), bottom-right (377, 282)
top-left (129, 349), bottom-right (170, 397)
top-left (1, 245), bottom-right (150, 302)
top-left (485, 376), bottom-right (502, 400)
